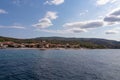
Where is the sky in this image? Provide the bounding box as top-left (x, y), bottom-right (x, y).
top-left (0, 0), bottom-right (120, 41)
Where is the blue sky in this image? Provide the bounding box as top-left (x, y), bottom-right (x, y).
top-left (0, 0), bottom-right (120, 41)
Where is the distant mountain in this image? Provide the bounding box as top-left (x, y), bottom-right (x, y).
top-left (33, 37), bottom-right (120, 48)
top-left (0, 36), bottom-right (120, 49)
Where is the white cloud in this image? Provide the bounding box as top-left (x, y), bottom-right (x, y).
top-left (104, 15), bottom-right (120, 22)
top-left (33, 18), bottom-right (53, 28)
top-left (34, 7), bottom-right (120, 35)
top-left (0, 25), bottom-right (25, 29)
top-left (111, 0), bottom-right (117, 3)
top-left (110, 8), bottom-right (120, 16)
top-left (0, 9), bottom-right (7, 14)
top-left (71, 28), bottom-right (87, 33)
top-left (45, 11), bottom-right (58, 20)
top-left (33, 11), bottom-right (58, 29)
top-left (105, 30), bottom-right (119, 34)
top-left (105, 27), bottom-right (120, 34)
top-left (96, 0), bottom-right (117, 5)
top-left (60, 8), bottom-right (120, 34)
top-left (10, 25), bottom-right (25, 29)
top-left (104, 8), bottom-right (120, 24)
top-left (63, 20), bottom-right (104, 29)
top-left (45, 0), bottom-right (64, 5)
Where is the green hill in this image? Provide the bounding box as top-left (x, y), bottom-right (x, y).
top-left (0, 36), bottom-right (120, 49)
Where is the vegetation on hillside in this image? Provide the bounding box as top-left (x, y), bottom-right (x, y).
top-left (0, 36), bottom-right (120, 49)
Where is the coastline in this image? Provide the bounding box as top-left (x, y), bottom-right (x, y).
top-left (0, 47), bottom-right (86, 50)
top-left (0, 48), bottom-right (119, 51)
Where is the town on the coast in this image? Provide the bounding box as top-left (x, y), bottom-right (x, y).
top-left (0, 36), bottom-right (119, 49)
top-left (0, 41), bottom-right (80, 49)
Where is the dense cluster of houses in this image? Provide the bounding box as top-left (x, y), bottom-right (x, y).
top-left (0, 41), bottom-right (80, 49)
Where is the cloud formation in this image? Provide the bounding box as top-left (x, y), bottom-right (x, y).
top-left (61, 8), bottom-right (120, 35)
top-left (33, 18), bottom-right (53, 29)
top-left (45, 0), bottom-right (64, 5)
top-left (33, 7), bottom-right (120, 35)
top-left (104, 8), bottom-right (120, 24)
top-left (71, 28), bottom-right (87, 33)
top-left (110, 8), bottom-right (120, 16)
top-left (0, 25), bottom-right (25, 29)
top-left (45, 11), bottom-right (58, 20)
top-left (105, 27), bottom-right (120, 34)
top-left (10, 25), bottom-right (25, 29)
top-left (33, 11), bottom-right (58, 29)
top-left (105, 30), bottom-right (119, 34)
top-left (63, 20), bottom-right (104, 29)
top-left (104, 16), bottom-right (120, 22)
top-left (96, 0), bottom-right (117, 5)
top-left (0, 9), bottom-right (7, 14)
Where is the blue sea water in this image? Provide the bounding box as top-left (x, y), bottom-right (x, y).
top-left (0, 49), bottom-right (120, 80)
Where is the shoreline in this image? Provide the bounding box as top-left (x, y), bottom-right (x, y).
top-left (0, 48), bottom-right (119, 50)
top-left (0, 47), bottom-right (86, 50)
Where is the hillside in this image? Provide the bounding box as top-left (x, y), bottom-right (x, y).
top-left (0, 36), bottom-right (120, 49)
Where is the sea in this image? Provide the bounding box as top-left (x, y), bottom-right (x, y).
top-left (0, 49), bottom-right (120, 80)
